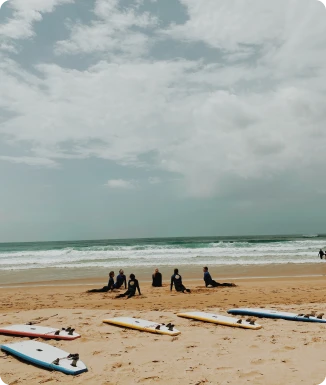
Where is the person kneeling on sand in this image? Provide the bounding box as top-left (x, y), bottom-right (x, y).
top-left (152, 268), bottom-right (162, 287)
top-left (203, 267), bottom-right (236, 288)
top-left (87, 271), bottom-right (115, 293)
top-left (116, 274), bottom-right (141, 299)
top-left (170, 268), bottom-right (191, 293)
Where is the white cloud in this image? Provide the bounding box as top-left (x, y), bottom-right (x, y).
top-left (105, 179), bottom-right (137, 189)
top-left (0, 155), bottom-right (59, 167)
top-left (55, 0), bottom-right (158, 56)
top-left (0, 0), bottom-right (74, 53)
top-left (1, 0), bottom-right (326, 198)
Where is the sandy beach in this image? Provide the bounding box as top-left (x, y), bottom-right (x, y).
top-left (1, 268), bottom-right (326, 384)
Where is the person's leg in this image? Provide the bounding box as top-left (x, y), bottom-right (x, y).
top-left (116, 290), bottom-right (129, 298)
top-left (87, 286), bottom-right (109, 293)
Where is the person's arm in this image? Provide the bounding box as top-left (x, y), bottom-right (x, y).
top-left (170, 276), bottom-right (173, 291)
top-left (124, 276), bottom-right (127, 289)
top-left (158, 273), bottom-right (162, 286)
top-left (137, 280), bottom-right (141, 295)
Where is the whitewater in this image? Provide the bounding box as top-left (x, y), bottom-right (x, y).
top-left (0, 235), bottom-right (325, 272)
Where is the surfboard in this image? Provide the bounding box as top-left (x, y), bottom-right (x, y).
top-left (0, 325), bottom-right (80, 340)
top-left (0, 340), bottom-right (87, 375)
top-left (177, 311), bottom-right (262, 329)
top-left (103, 317), bottom-right (181, 336)
top-left (227, 308), bottom-right (326, 323)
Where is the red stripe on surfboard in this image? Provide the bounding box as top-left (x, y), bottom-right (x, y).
top-left (0, 329), bottom-right (80, 340)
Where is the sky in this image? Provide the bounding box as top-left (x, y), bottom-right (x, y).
top-left (0, 0), bottom-right (326, 242)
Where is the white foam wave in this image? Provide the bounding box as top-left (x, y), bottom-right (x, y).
top-left (0, 239), bottom-right (325, 271)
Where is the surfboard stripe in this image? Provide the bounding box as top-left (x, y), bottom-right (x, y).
top-left (227, 308), bottom-right (326, 323)
top-left (0, 325), bottom-right (80, 340)
top-left (103, 317), bottom-right (181, 336)
top-left (177, 311), bottom-right (262, 329)
top-left (1, 341), bottom-right (87, 375)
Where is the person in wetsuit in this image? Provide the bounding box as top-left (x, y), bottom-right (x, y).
top-left (203, 267), bottom-right (236, 287)
top-left (116, 274), bottom-right (141, 299)
top-left (152, 268), bottom-right (162, 287)
top-left (114, 269), bottom-right (127, 289)
top-left (319, 249), bottom-right (325, 260)
top-left (87, 271), bottom-right (115, 293)
top-left (170, 268), bottom-right (191, 293)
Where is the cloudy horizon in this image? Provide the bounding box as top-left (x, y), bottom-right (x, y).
top-left (1, 0), bottom-right (326, 242)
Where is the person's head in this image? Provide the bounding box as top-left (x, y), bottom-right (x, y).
top-left (109, 271), bottom-right (115, 277)
top-left (130, 273), bottom-right (135, 280)
top-left (154, 268), bottom-right (159, 274)
top-left (203, 266), bottom-right (208, 272)
top-left (174, 268), bottom-right (179, 275)
top-left (119, 269), bottom-right (124, 275)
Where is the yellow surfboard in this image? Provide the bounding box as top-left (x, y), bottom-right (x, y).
top-left (102, 317), bottom-right (181, 336)
top-left (177, 311), bottom-right (262, 330)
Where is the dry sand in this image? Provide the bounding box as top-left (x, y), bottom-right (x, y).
top-left (1, 272), bottom-right (326, 384)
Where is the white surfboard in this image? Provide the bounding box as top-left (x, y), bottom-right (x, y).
top-left (0, 325), bottom-right (80, 340)
top-left (177, 311), bottom-right (262, 329)
top-left (103, 317), bottom-right (181, 336)
top-left (0, 340), bottom-right (87, 375)
top-left (228, 308), bottom-right (326, 323)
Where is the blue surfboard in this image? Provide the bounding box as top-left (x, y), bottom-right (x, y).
top-left (1, 340), bottom-right (87, 375)
top-left (227, 308), bottom-right (326, 323)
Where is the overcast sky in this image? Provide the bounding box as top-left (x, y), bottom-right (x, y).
top-left (0, 0), bottom-right (326, 242)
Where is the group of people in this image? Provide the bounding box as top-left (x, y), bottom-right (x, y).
top-left (87, 269), bottom-right (141, 299)
top-left (87, 266), bottom-right (235, 298)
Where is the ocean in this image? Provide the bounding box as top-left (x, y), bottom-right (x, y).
top-left (0, 234), bottom-right (325, 273)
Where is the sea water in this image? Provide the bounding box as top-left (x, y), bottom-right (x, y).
top-left (0, 234), bottom-right (325, 272)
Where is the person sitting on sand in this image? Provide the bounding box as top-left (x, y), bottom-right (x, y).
top-left (116, 274), bottom-right (141, 299)
top-left (170, 268), bottom-right (191, 293)
top-left (113, 269), bottom-right (127, 289)
top-left (87, 271), bottom-right (115, 293)
top-left (152, 268), bottom-right (162, 287)
top-left (319, 249), bottom-right (325, 260)
top-left (203, 267), bottom-right (236, 288)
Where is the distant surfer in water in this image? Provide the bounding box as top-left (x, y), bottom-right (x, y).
top-left (203, 267), bottom-right (236, 287)
top-left (152, 268), bottom-right (162, 287)
top-left (116, 274), bottom-right (141, 299)
top-left (87, 271), bottom-right (115, 293)
top-left (319, 249), bottom-right (325, 259)
top-left (170, 268), bottom-right (191, 293)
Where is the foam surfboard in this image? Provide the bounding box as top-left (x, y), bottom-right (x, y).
top-left (177, 311), bottom-right (262, 329)
top-left (227, 308), bottom-right (326, 323)
top-left (0, 325), bottom-right (80, 340)
top-left (103, 317), bottom-right (181, 336)
top-left (0, 340), bottom-right (87, 375)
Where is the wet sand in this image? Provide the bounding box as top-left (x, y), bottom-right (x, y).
top-left (1, 261), bottom-right (325, 286)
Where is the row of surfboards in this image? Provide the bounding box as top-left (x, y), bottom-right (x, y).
top-left (1, 307), bottom-right (326, 376)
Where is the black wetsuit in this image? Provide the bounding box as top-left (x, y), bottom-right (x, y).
top-left (116, 279), bottom-right (141, 299)
top-left (152, 272), bottom-right (162, 287)
top-left (87, 276), bottom-right (115, 293)
top-left (170, 273), bottom-right (189, 292)
top-left (203, 272), bottom-right (235, 287)
top-left (114, 274), bottom-right (127, 289)
top-left (319, 250), bottom-right (325, 260)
